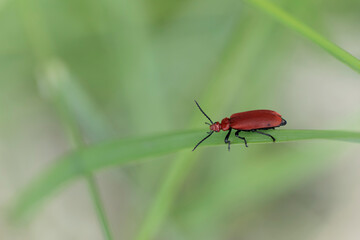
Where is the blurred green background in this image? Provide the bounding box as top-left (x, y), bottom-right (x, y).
top-left (1, 0), bottom-right (360, 239)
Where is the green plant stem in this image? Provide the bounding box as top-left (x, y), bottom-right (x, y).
top-left (14, 0), bottom-right (114, 237)
top-left (244, 0), bottom-right (360, 73)
top-left (135, 151), bottom-right (196, 240)
top-left (86, 174), bottom-right (113, 240)
top-left (9, 129), bottom-right (360, 221)
top-left (54, 83), bottom-right (113, 240)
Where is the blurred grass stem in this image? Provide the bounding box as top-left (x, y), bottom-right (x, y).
top-left (41, 62), bottom-right (114, 240)
top-left (244, 0), bottom-right (360, 73)
top-left (15, 0), bottom-right (114, 237)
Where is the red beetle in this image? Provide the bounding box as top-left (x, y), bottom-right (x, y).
top-left (192, 100), bottom-right (287, 151)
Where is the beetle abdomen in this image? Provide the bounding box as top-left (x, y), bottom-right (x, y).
top-left (230, 110), bottom-right (284, 130)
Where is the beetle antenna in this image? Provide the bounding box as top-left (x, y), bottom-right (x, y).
top-left (194, 100), bottom-right (213, 124)
top-left (205, 122), bottom-right (211, 125)
top-left (192, 131), bottom-right (214, 151)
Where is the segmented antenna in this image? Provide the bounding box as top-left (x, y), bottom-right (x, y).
top-left (192, 131), bottom-right (214, 151)
top-left (194, 100), bottom-right (213, 124)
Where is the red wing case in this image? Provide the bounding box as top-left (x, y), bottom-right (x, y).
top-left (230, 110), bottom-right (283, 130)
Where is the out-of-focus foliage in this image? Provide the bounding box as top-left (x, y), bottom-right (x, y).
top-left (1, 0), bottom-right (360, 239)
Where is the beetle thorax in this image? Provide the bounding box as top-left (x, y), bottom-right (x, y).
top-left (220, 118), bottom-right (230, 131)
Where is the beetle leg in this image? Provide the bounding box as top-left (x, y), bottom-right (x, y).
top-left (224, 128), bottom-right (232, 151)
top-left (235, 130), bottom-right (248, 147)
top-left (253, 130), bottom-right (276, 142)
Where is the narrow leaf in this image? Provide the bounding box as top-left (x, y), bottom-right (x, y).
top-left (244, 0), bottom-right (360, 73)
top-left (9, 129), bottom-right (360, 221)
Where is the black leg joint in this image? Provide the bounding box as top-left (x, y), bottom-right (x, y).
top-left (224, 128), bottom-right (232, 151)
top-left (254, 130), bottom-right (276, 142)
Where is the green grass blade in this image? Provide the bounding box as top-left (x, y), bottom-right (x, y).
top-left (244, 0), bottom-right (360, 73)
top-left (8, 129), bottom-right (360, 221)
